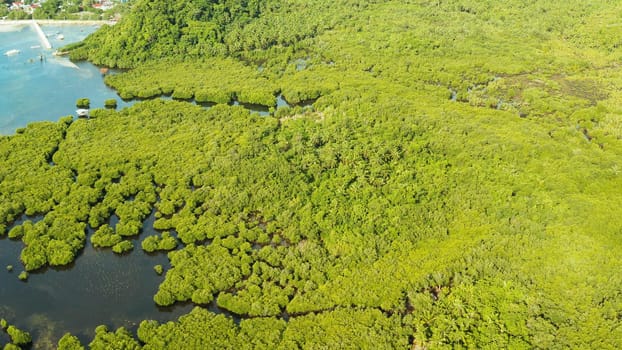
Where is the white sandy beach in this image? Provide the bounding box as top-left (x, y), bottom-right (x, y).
top-left (0, 22), bottom-right (27, 32)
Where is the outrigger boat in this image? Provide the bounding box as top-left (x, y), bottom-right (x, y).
top-left (4, 49), bottom-right (20, 56)
top-left (76, 109), bottom-right (89, 118)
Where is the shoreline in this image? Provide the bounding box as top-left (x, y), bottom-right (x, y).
top-left (0, 19), bottom-right (116, 26)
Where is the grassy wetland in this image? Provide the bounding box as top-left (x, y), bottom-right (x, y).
top-left (3, 0), bottom-right (622, 348)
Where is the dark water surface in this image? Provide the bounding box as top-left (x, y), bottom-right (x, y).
top-left (0, 211), bottom-right (192, 348)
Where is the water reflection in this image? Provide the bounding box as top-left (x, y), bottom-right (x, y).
top-left (126, 93), bottom-right (309, 117)
top-left (0, 211), bottom-right (192, 347)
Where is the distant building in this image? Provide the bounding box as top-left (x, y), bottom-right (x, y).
top-left (10, 1), bottom-right (39, 14)
top-left (93, 0), bottom-right (115, 11)
top-left (10, 2), bottom-right (24, 11)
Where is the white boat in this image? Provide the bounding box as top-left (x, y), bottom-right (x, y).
top-left (30, 45), bottom-right (41, 49)
top-left (57, 34), bottom-right (64, 40)
top-left (76, 109), bottom-right (89, 118)
top-left (4, 49), bottom-right (20, 56)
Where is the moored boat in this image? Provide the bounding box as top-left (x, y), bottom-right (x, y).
top-left (76, 109), bottom-right (89, 118)
top-left (4, 49), bottom-right (20, 56)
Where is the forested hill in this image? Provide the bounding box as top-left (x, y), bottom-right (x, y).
top-left (69, 0), bottom-right (264, 67)
top-left (68, 0), bottom-right (367, 68)
top-left (3, 0), bottom-right (622, 349)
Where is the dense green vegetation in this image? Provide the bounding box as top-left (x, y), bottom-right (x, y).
top-left (0, 321), bottom-right (31, 349)
top-left (57, 333), bottom-right (84, 350)
top-left (3, 0), bottom-right (622, 348)
top-left (75, 98), bottom-right (90, 109)
top-left (69, 0), bottom-right (362, 68)
top-left (141, 231), bottom-right (178, 253)
top-left (16, 271), bottom-right (28, 281)
top-left (104, 58), bottom-right (280, 106)
top-left (104, 98), bottom-right (118, 109)
top-left (81, 307), bottom-right (407, 349)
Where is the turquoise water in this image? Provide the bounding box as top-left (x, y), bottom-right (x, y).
top-left (0, 23), bottom-right (132, 135)
top-left (0, 23), bottom-right (307, 136)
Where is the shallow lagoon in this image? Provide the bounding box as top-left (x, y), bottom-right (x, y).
top-left (0, 22), bottom-right (132, 135)
top-left (0, 212), bottom-right (193, 347)
top-left (0, 22), bottom-right (302, 136)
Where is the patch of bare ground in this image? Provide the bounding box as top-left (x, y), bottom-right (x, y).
top-left (279, 111), bottom-right (325, 123)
